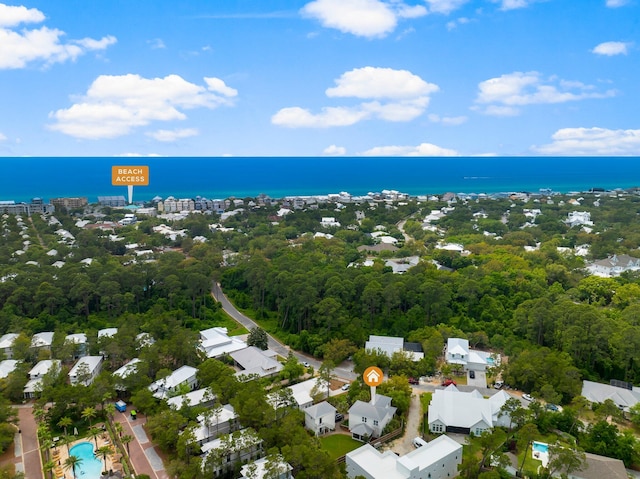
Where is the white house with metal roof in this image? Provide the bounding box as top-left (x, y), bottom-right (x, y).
top-left (200, 428), bottom-right (263, 478)
top-left (69, 356), bottom-right (103, 386)
top-left (346, 434), bottom-right (462, 479)
top-left (240, 456), bottom-right (294, 479)
top-left (230, 347), bottom-right (283, 380)
top-left (581, 380), bottom-right (640, 412)
top-left (428, 385), bottom-right (511, 435)
top-left (198, 327), bottom-right (247, 358)
top-left (0, 360), bottom-right (19, 379)
top-left (30, 332), bottom-right (54, 352)
top-left (445, 337), bottom-right (488, 371)
top-left (24, 359), bottom-right (61, 398)
top-left (0, 333), bottom-right (19, 359)
top-left (149, 365), bottom-right (198, 399)
top-left (65, 333), bottom-right (88, 359)
top-left (113, 358), bottom-right (142, 390)
top-left (167, 387), bottom-right (216, 410)
top-left (192, 404), bottom-right (239, 445)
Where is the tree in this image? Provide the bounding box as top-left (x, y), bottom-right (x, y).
top-left (280, 352), bottom-right (305, 383)
top-left (544, 444), bottom-right (586, 478)
top-left (81, 406), bottom-right (97, 428)
top-left (247, 327), bottom-right (269, 350)
top-left (95, 445), bottom-right (114, 474)
top-left (121, 434), bottom-right (133, 455)
top-left (64, 455), bottom-right (83, 479)
top-left (321, 338), bottom-right (357, 365)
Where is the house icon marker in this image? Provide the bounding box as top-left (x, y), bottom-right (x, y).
top-left (363, 366), bottom-right (383, 386)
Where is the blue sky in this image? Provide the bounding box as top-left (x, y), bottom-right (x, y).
top-left (0, 0), bottom-right (638, 157)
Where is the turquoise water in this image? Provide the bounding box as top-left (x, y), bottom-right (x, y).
top-left (2, 156), bottom-right (640, 202)
top-left (532, 441), bottom-right (549, 454)
top-left (69, 442), bottom-right (103, 479)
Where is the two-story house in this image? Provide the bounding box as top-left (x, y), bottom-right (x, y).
top-left (348, 394), bottom-right (397, 441)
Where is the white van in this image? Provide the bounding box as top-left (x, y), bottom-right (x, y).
top-left (413, 437), bottom-right (428, 448)
top-left (494, 380), bottom-right (504, 389)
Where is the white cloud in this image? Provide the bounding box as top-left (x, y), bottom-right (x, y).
top-left (324, 144), bottom-right (347, 155)
top-left (425, 0), bottom-right (470, 14)
top-left (326, 66), bottom-right (438, 99)
top-left (0, 4), bottom-right (116, 69)
top-left (491, 0), bottom-right (536, 10)
top-left (592, 41), bottom-right (631, 56)
top-left (0, 132), bottom-right (6, 141)
top-left (533, 127), bottom-right (640, 155)
top-left (0, 3), bottom-right (45, 27)
top-left (300, 0), bottom-right (427, 38)
top-left (146, 128), bottom-right (199, 142)
top-left (148, 38), bottom-right (166, 49)
top-left (361, 142), bottom-right (459, 156)
top-left (606, 0), bottom-right (629, 7)
top-left (474, 71), bottom-right (615, 115)
top-left (273, 67), bottom-right (439, 127)
top-left (428, 113), bottom-right (468, 125)
top-left (48, 74), bottom-right (237, 139)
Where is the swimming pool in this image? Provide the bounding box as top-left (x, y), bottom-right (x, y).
top-left (532, 441), bottom-right (549, 454)
top-left (69, 442), bottom-right (103, 479)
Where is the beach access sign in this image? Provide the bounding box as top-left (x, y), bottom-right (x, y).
top-left (112, 166), bottom-right (149, 186)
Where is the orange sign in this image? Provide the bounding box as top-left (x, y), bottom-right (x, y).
top-left (363, 366), bottom-right (384, 386)
top-left (112, 166), bottom-right (149, 186)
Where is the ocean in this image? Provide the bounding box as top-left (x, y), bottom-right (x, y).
top-left (2, 156), bottom-right (640, 203)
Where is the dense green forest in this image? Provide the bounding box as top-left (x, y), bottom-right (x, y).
top-left (2, 189), bottom-right (640, 477)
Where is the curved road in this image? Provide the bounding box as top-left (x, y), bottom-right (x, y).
top-left (211, 282), bottom-right (356, 381)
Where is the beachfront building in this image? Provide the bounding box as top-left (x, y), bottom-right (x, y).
top-left (348, 394), bottom-right (397, 441)
top-left (50, 197), bottom-right (88, 209)
top-left (69, 356), bottom-right (103, 386)
top-left (428, 385), bottom-right (511, 435)
top-left (346, 435), bottom-right (462, 479)
top-left (149, 365), bottom-right (199, 400)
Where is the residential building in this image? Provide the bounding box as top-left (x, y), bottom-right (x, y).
top-left (69, 356), bottom-right (103, 386)
top-left (98, 328), bottom-right (118, 339)
top-left (148, 365), bottom-right (198, 399)
top-left (0, 360), bottom-right (19, 379)
top-left (365, 335), bottom-right (424, 361)
top-left (565, 211), bottom-right (593, 228)
top-left (304, 401), bottom-right (337, 435)
top-left (287, 377), bottom-right (327, 409)
top-left (348, 394), bottom-right (397, 441)
top-left (240, 456), bottom-right (294, 479)
top-left (64, 333), bottom-right (88, 359)
top-left (112, 358), bottom-right (142, 391)
top-left (428, 385), bottom-right (511, 435)
top-left (0, 333), bottom-right (19, 359)
top-left (230, 347), bottom-right (283, 380)
top-left (581, 380), bottom-right (640, 412)
top-left (192, 404), bottom-right (239, 445)
top-left (568, 452), bottom-right (628, 479)
top-left (24, 360), bottom-right (61, 399)
top-left (346, 435), bottom-right (462, 479)
top-left (198, 327), bottom-right (247, 359)
top-left (445, 338), bottom-right (488, 371)
top-left (50, 197), bottom-right (88, 209)
top-left (586, 254), bottom-right (640, 278)
top-left (167, 387), bottom-right (216, 410)
top-left (30, 332), bottom-right (54, 353)
top-left (200, 428), bottom-right (263, 478)
top-left (98, 196), bottom-right (126, 207)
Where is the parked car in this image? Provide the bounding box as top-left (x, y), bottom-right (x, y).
top-left (413, 437), bottom-right (428, 448)
top-left (494, 380), bottom-right (504, 389)
top-left (341, 383), bottom-right (350, 391)
top-left (469, 370), bottom-right (475, 379)
top-left (522, 393), bottom-right (534, 401)
top-left (545, 404), bottom-right (559, 412)
top-left (335, 413), bottom-right (344, 422)
top-left (441, 378), bottom-right (457, 387)
top-left (408, 377), bottom-right (419, 385)
top-left (302, 361), bottom-right (310, 368)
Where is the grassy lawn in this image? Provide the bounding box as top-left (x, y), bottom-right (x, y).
top-left (319, 434), bottom-right (362, 459)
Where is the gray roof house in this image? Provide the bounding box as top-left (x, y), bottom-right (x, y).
top-left (69, 356), bottom-right (103, 386)
top-left (112, 358), bottom-right (142, 390)
top-left (30, 332), bottom-right (54, 351)
top-left (0, 360), bottom-right (19, 379)
top-left (586, 254), bottom-right (640, 278)
top-left (198, 327), bottom-right (247, 358)
top-left (445, 337), bottom-right (488, 371)
top-left (304, 401), bottom-right (337, 436)
top-left (167, 387), bottom-right (216, 410)
top-left (240, 456), bottom-right (294, 479)
top-left (24, 360), bottom-right (61, 398)
top-left (348, 394), bottom-right (397, 441)
top-left (230, 347), bottom-right (283, 380)
top-left (581, 380), bottom-right (640, 412)
top-left (0, 334), bottom-right (19, 359)
top-left (568, 452), bottom-right (628, 479)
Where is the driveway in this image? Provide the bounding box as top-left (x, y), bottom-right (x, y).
top-left (384, 387), bottom-right (424, 456)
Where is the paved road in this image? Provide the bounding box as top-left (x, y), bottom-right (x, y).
top-left (16, 404), bottom-right (41, 479)
top-left (113, 410), bottom-right (168, 479)
top-left (212, 282), bottom-right (356, 381)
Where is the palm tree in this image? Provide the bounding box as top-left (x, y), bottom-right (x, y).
top-left (95, 445), bottom-right (114, 474)
top-left (81, 406), bottom-right (97, 428)
top-left (58, 416), bottom-right (73, 452)
top-left (104, 403), bottom-right (116, 425)
top-left (42, 459), bottom-right (56, 479)
top-left (121, 434), bottom-right (133, 455)
top-left (113, 422), bottom-right (123, 438)
top-left (89, 426), bottom-right (102, 447)
top-left (64, 455), bottom-right (83, 479)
